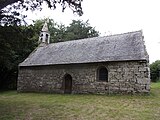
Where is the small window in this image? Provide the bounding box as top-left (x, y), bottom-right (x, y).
top-left (97, 66), bottom-right (108, 82)
top-left (46, 34), bottom-right (49, 43)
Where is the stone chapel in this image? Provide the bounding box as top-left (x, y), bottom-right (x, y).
top-left (17, 22), bottom-right (150, 94)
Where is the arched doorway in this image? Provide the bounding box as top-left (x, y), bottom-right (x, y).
top-left (64, 74), bottom-right (72, 94)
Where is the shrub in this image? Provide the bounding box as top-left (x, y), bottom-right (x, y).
top-left (150, 60), bottom-right (160, 82)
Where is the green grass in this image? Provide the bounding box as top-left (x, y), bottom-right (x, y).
top-left (0, 83), bottom-right (160, 120)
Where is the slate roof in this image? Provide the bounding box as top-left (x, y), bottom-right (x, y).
top-left (19, 30), bottom-right (149, 66)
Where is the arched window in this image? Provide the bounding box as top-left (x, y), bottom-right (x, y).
top-left (97, 66), bottom-right (108, 82)
top-left (45, 34), bottom-right (49, 43)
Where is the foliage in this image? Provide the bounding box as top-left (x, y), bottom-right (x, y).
top-left (0, 82), bottom-right (160, 120)
top-left (65, 20), bottom-right (99, 41)
top-left (0, 25), bottom-right (38, 89)
top-left (150, 60), bottom-right (160, 82)
top-left (34, 19), bottom-right (99, 43)
top-left (0, 0), bottom-right (83, 25)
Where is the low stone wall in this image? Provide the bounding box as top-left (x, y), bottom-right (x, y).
top-left (17, 61), bottom-right (150, 94)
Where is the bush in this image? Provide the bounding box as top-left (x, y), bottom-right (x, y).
top-left (150, 60), bottom-right (160, 82)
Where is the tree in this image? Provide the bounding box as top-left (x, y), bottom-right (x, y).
top-left (33, 19), bottom-right (99, 42)
top-left (0, 0), bottom-right (83, 25)
top-left (0, 25), bottom-right (38, 89)
top-left (150, 60), bottom-right (160, 82)
top-left (33, 18), bottom-right (64, 43)
top-left (64, 20), bottom-right (99, 41)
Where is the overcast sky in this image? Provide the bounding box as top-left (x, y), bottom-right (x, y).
top-left (25, 0), bottom-right (160, 63)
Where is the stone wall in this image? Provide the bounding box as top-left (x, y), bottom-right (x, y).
top-left (17, 61), bottom-right (150, 94)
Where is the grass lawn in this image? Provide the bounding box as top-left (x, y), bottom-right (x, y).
top-left (0, 83), bottom-right (160, 120)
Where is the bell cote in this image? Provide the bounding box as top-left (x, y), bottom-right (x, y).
top-left (39, 21), bottom-right (50, 44)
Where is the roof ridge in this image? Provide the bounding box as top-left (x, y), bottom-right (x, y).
top-left (103, 30), bottom-right (142, 38)
top-left (49, 29), bottom-right (143, 45)
top-left (47, 30), bottom-right (142, 46)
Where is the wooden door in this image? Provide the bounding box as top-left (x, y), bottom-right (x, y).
top-left (64, 74), bottom-right (72, 94)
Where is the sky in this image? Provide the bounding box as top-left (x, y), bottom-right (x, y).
top-left (24, 0), bottom-right (160, 63)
